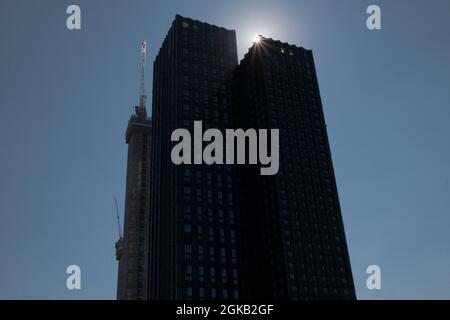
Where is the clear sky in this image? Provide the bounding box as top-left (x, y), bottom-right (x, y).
top-left (1, 0), bottom-right (450, 299)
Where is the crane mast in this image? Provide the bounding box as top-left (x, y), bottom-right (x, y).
top-left (115, 196), bottom-right (122, 239)
top-left (115, 196), bottom-right (123, 261)
top-left (137, 40), bottom-right (148, 117)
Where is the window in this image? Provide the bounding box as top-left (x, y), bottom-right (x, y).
top-left (184, 187), bottom-right (191, 201)
top-left (209, 227), bottom-right (214, 241)
top-left (185, 265), bottom-right (192, 281)
top-left (197, 265), bottom-right (204, 281)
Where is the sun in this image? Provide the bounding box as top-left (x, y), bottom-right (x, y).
top-left (253, 34), bottom-right (262, 43)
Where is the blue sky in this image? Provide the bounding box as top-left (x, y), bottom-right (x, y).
top-left (1, 0), bottom-right (450, 299)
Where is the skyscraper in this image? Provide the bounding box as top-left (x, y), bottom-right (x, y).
top-left (116, 42), bottom-right (152, 300)
top-left (149, 15), bottom-right (240, 299)
top-left (232, 36), bottom-right (356, 299)
top-left (118, 15), bottom-right (355, 301)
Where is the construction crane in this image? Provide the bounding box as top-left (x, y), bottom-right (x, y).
top-left (136, 40), bottom-right (148, 117)
top-left (115, 196), bottom-right (123, 261)
top-left (115, 196), bottom-right (122, 239)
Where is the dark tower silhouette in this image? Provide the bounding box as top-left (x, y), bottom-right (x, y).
top-left (232, 36), bottom-right (356, 299)
top-left (149, 15), bottom-right (240, 299)
top-left (118, 16), bottom-right (355, 301)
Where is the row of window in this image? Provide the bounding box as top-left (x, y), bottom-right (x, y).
top-left (184, 287), bottom-right (239, 299)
